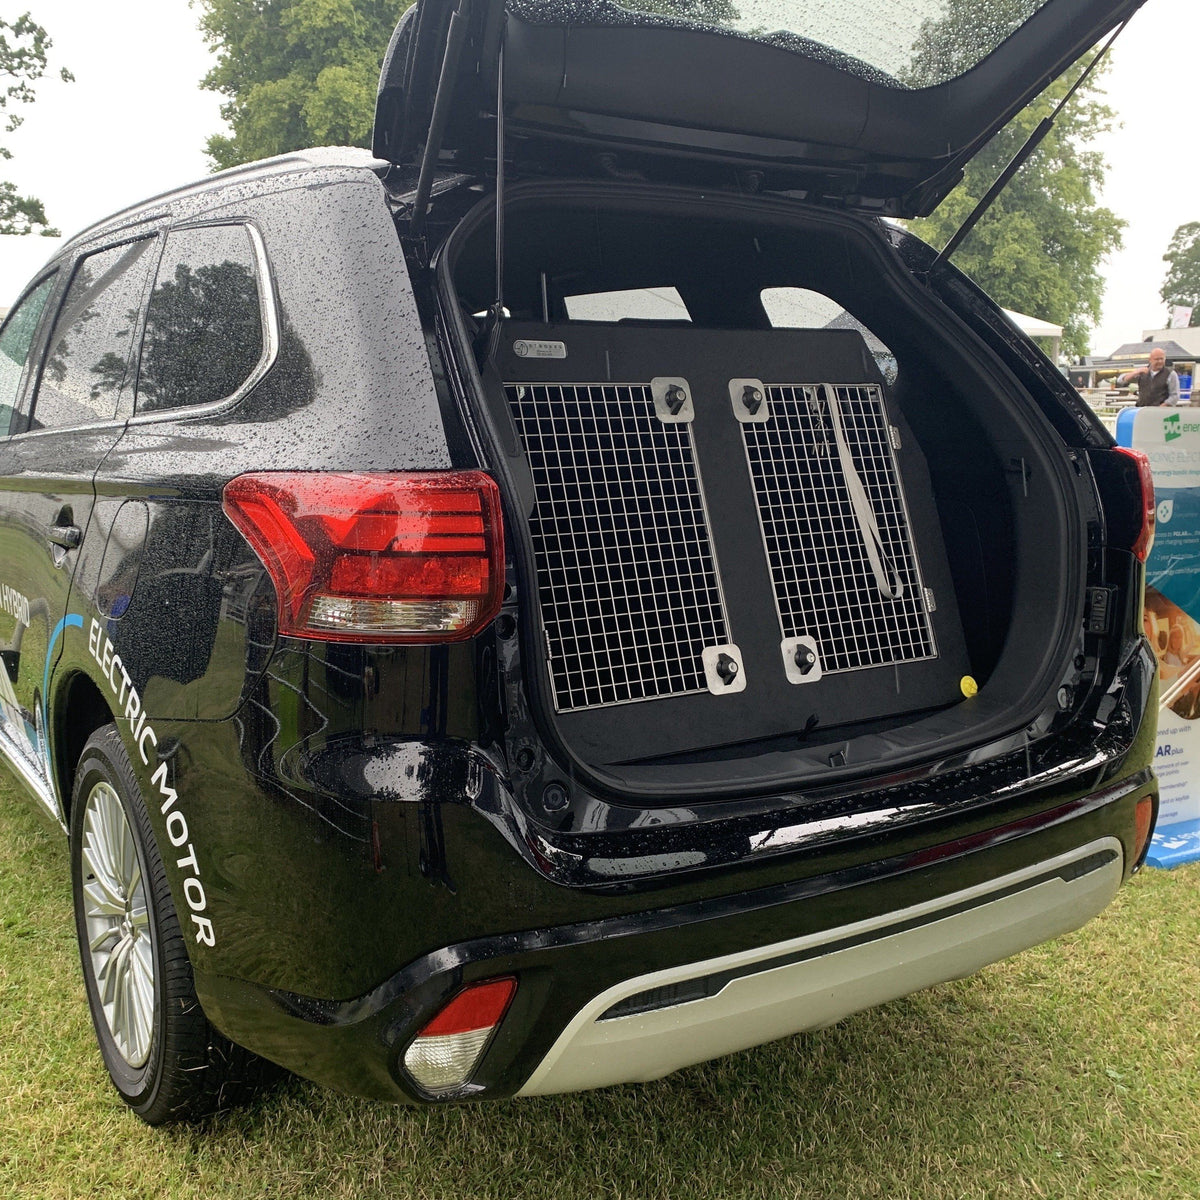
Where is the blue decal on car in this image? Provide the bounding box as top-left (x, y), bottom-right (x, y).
top-left (41, 612), bottom-right (84, 756)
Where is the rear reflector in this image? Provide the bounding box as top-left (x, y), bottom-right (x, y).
top-left (222, 471), bottom-right (504, 642)
top-left (1113, 447), bottom-right (1155, 563)
top-left (1133, 795), bottom-right (1155, 865)
top-left (403, 978), bottom-right (516, 1094)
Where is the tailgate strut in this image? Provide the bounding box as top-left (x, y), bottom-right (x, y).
top-left (930, 18), bottom-right (1130, 274)
top-left (410, 0), bottom-right (472, 239)
top-left (476, 29), bottom-right (508, 365)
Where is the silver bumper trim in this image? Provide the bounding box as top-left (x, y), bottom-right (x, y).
top-left (518, 837), bottom-right (1123, 1096)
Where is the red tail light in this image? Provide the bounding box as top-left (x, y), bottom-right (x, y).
top-left (1113, 447), bottom-right (1155, 563)
top-left (222, 471), bottom-right (504, 643)
top-left (419, 978), bottom-right (517, 1037)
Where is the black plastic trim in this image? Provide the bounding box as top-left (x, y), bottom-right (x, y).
top-left (266, 768), bottom-right (1150, 1030)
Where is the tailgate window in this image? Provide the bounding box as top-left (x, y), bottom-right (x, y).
top-left (512, 0), bottom-right (1054, 87)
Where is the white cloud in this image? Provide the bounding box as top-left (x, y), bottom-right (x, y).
top-left (1, 0), bottom-right (225, 304)
top-left (1086, 0), bottom-right (1200, 356)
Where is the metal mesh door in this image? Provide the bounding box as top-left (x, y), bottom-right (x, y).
top-left (741, 383), bottom-right (936, 673)
top-left (507, 382), bottom-right (731, 712)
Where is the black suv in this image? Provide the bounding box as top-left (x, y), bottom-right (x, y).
top-left (0, 0), bottom-right (1159, 1123)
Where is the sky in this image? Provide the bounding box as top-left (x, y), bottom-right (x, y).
top-left (1, 0), bottom-right (1198, 357)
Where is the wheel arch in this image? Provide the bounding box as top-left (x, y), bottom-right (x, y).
top-left (52, 671), bottom-right (115, 826)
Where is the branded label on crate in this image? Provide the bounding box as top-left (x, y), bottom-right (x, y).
top-left (513, 339), bottom-right (567, 360)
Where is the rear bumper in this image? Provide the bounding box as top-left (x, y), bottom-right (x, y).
top-left (519, 837), bottom-right (1122, 1095)
top-left (194, 767), bottom-right (1153, 1103)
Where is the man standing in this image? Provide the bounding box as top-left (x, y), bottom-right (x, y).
top-left (1118, 347), bottom-right (1181, 406)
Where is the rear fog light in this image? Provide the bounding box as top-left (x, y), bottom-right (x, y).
top-left (402, 977), bottom-right (516, 1094)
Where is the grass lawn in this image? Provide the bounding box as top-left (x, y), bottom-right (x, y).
top-left (1, 783), bottom-right (1197, 1200)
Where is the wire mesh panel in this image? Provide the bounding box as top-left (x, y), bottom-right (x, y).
top-left (507, 382), bottom-right (731, 712)
top-left (742, 383), bottom-right (937, 673)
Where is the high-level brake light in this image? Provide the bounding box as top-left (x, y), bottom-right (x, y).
top-left (222, 471), bottom-right (504, 642)
top-left (403, 977), bottom-right (517, 1094)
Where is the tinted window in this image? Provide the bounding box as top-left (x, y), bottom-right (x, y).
top-left (136, 225), bottom-right (265, 414)
top-left (0, 274), bottom-right (56, 434)
top-left (512, 0), bottom-right (1052, 88)
top-left (31, 239), bottom-right (158, 431)
top-left (564, 287), bottom-right (691, 322)
top-left (761, 286), bottom-right (898, 384)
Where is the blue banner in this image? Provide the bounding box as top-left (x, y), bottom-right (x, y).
top-left (1118, 406), bottom-right (1200, 866)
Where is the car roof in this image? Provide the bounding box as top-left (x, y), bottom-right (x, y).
top-left (57, 146), bottom-right (391, 258)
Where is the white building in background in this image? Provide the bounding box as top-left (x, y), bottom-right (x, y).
top-left (1143, 326), bottom-right (1200, 357)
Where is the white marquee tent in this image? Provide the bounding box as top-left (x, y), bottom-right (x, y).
top-left (1003, 308), bottom-right (1064, 363)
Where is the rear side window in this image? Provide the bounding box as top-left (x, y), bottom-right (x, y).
top-left (0, 274), bottom-right (56, 434)
top-left (136, 224), bottom-right (266, 414)
top-left (761, 286), bottom-right (897, 384)
top-left (31, 239), bottom-right (158, 431)
top-left (563, 287), bottom-right (691, 323)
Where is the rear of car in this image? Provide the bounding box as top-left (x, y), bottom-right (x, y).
top-left (0, 0), bottom-right (1162, 1121)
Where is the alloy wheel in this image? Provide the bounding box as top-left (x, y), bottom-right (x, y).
top-left (79, 780), bottom-right (155, 1068)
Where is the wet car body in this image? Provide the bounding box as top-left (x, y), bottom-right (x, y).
top-left (0, 0), bottom-right (1161, 1115)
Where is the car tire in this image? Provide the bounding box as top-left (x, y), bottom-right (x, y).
top-left (70, 723), bottom-right (267, 1123)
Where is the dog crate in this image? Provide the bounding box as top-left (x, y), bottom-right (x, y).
top-left (489, 322), bottom-right (970, 766)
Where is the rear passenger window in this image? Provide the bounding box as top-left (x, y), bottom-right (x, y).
top-left (136, 225), bottom-right (266, 414)
top-left (761, 286), bottom-right (898, 384)
top-left (563, 287), bottom-right (691, 323)
top-left (0, 274), bottom-right (56, 434)
top-left (31, 239), bottom-right (157, 431)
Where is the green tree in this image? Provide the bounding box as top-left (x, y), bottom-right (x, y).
top-left (197, 0), bottom-right (410, 170)
top-left (0, 12), bottom-right (72, 236)
top-left (906, 2), bottom-right (1123, 358)
top-left (1161, 222), bottom-right (1200, 327)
